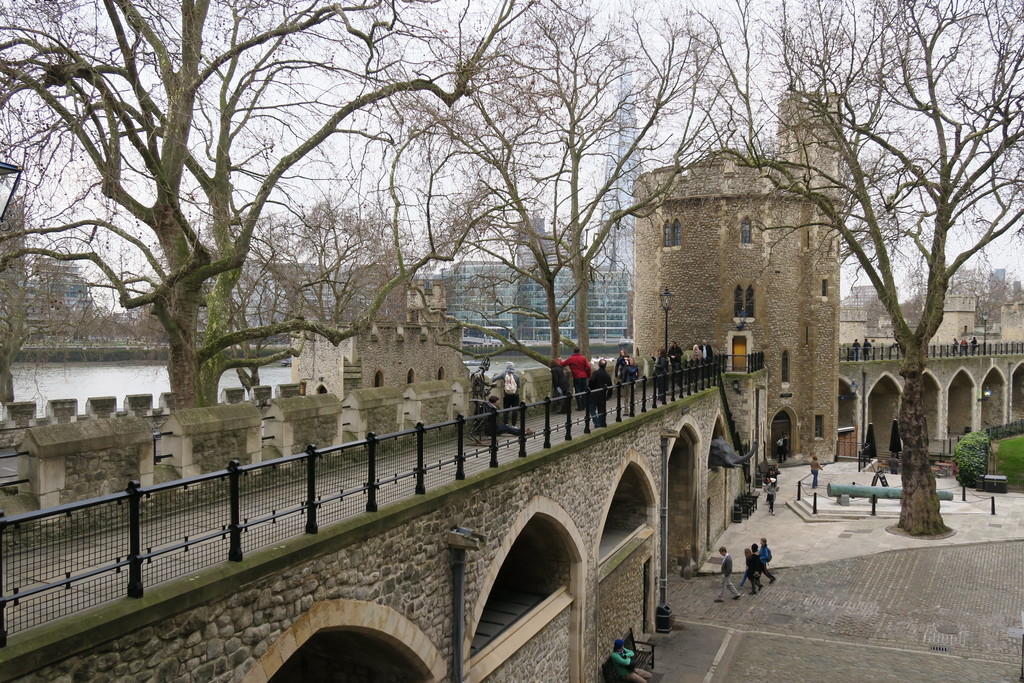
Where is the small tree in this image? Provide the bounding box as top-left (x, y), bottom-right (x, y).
top-left (954, 431), bottom-right (989, 489)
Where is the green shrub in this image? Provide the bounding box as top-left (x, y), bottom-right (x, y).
top-left (954, 431), bottom-right (990, 488)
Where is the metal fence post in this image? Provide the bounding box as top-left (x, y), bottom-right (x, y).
top-left (584, 389), bottom-right (592, 434)
top-left (366, 432), bottom-right (379, 512)
top-left (518, 403), bottom-right (528, 457)
top-left (229, 459), bottom-right (247, 555)
top-left (564, 392), bottom-right (573, 441)
top-left (126, 480), bottom-right (144, 597)
top-left (641, 376), bottom-right (648, 413)
top-left (415, 423), bottom-right (426, 495)
top-left (302, 446), bottom-right (319, 534)
top-left (489, 411), bottom-right (499, 467)
top-left (0, 511), bottom-right (5, 647)
top-left (543, 397), bottom-right (552, 449)
top-left (615, 383), bottom-right (622, 422)
top-left (629, 380), bottom-right (636, 418)
top-left (455, 414), bottom-right (466, 480)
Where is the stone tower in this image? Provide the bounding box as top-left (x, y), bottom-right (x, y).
top-left (634, 109), bottom-right (841, 460)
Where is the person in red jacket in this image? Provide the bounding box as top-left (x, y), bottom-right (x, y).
top-left (559, 347), bottom-right (592, 410)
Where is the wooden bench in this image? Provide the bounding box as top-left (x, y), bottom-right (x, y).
top-left (601, 628), bottom-right (655, 681)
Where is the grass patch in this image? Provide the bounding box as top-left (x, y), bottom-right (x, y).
top-left (996, 435), bottom-right (1024, 479)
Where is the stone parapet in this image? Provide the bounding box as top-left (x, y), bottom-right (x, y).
top-left (340, 386), bottom-right (404, 442)
top-left (402, 380), bottom-right (456, 429)
top-left (18, 417), bottom-right (153, 507)
top-left (264, 394), bottom-right (344, 456)
top-left (160, 403), bottom-right (262, 478)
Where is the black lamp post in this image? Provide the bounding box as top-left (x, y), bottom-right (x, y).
top-left (0, 161), bottom-right (23, 223)
top-left (660, 287), bottom-right (672, 353)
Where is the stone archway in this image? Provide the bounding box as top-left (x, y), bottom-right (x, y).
top-left (867, 374), bottom-right (901, 450)
top-left (1013, 362), bottom-right (1024, 421)
top-left (770, 409), bottom-right (794, 456)
top-left (468, 497), bottom-right (586, 682)
top-left (980, 367), bottom-right (1007, 428)
top-left (947, 369), bottom-right (975, 437)
top-left (243, 599), bottom-right (446, 683)
top-left (667, 425), bottom-right (701, 573)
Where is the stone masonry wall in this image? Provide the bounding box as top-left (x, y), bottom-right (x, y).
top-left (484, 608), bottom-right (571, 682)
top-left (598, 543), bottom-right (650, 653)
top-left (9, 392), bottom-right (725, 683)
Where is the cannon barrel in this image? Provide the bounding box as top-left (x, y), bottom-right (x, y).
top-left (826, 483), bottom-right (954, 501)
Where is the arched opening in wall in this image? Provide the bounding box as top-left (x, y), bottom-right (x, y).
top-left (712, 417), bottom-right (726, 442)
top-left (770, 410), bottom-right (793, 456)
top-left (471, 515), bottom-right (576, 659)
top-left (922, 372), bottom-right (941, 440)
top-left (374, 370), bottom-right (384, 387)
top-left (406, 369), bottom-right (415, 384)
top-left (837, 378), bottom-right (856, 428)
top-left (667, 426), bottom-right (701, 571)
top-left (947, 370), bottom-right (975, 438)
top-left (1012, 363), bottom-right (1024, 421)
top-left (437, 366), bottom-right (446, 380)
top-left (316, 384), bottom-right (328, 394)
top-left (270, 629), bottom-right (433, 683)
top-left (599, 462), bottom-right (654, 559)
top-left (980, 367), bottom-right (1006, 428)
top-left (867, 375), bottom-right (901, 450)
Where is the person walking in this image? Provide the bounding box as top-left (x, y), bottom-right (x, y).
top-left (699, 338), bottom-right (714, 362)
top-left (492, 362), bottom-right (522, 426)
top-left (715, 547), bottom-right (742, 601)
top-left (588, 359), bottom-right (613, 427)
top-left (653, 349), bottom-right (668, 402)
top-left (952, 336), bottom-right (959, 355)
top-left (759, 538), bottom-right (777, 583)
top-left (744, 547), bottom-right (764, 595)
top-left (559, 347), bottom-right (592, 410)
top-left (851, 338), bottom-right (861, 360)
top-left (764, 477), bottom-right (779, 515)
top-left (614, 349), bottom-right (629, 383)
top-left (549, 359), bottom-right (572, 415)
top-left (810, 455), bottom-right (822, 489)
top-left (776, 432), bottom-right (789, 462)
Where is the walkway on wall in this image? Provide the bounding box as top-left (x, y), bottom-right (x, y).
top-left (1, 359), bottom-right (743, 646)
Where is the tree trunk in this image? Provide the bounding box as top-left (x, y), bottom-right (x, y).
top-left (155, 283), bottom-right (204, 409)
top-left (0, 364), bottom-right (13, 404)
top-left (897, 357), bottom-right (949, 535)
top-left (575, 276), bottom-right (590, 359)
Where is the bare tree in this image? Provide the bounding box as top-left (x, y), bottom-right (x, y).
top-left (716, 0), bottom-right (1024, 534)
top-left (435, 2), bottom-right (719, 359)
top-left (0, 0), bottom-right (527, 407)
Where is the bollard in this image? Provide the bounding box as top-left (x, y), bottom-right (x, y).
top-left (992, 496), bottom-right (996, 515)
top-left (812, 492), bottom-right (818, 515)
top-left (962, 484), bottom-right (966, 502)
top-left (797, 481), bottom-right (801, 502)
top-left (871, 494), bottom-right (877, 516)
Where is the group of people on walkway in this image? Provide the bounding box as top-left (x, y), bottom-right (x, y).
top-left (716, 538), bottom-right (777, 601)
top-left (951, 336), bottom-right (981, 355)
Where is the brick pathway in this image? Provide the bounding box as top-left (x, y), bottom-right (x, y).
top-left (654, 541), bottom-right (1024, 681)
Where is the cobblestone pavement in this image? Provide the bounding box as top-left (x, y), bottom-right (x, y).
top-left (658, 540), bottom-right (1024, 681)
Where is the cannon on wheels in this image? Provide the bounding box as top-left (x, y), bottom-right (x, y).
top-left (826, 482), bottom-right (954, 501)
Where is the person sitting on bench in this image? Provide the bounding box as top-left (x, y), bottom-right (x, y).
top-left (610, 638), bottom-right (652, 682)
top-left (484, 396), bottom-right (534, 437)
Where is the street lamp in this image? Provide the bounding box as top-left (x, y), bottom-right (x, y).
top-left (0, 161), bottom-right (23, 223)
top-left (660, 287), bottom-right (672, 353)
top-left (656, 432), bottom-right (674, 633)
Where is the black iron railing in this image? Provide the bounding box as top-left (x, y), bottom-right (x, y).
top-left (0, 357), bottom-right (750, 644)
top-left (839, 341), bottom-right (1024, 362)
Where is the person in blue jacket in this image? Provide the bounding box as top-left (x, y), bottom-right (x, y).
top-left (610, 638), bottom-right (652, 682)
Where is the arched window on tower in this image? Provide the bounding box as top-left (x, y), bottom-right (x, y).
top-left (781, 350), bottom-right (790, 383)
top-left (663, 221), bottom-right (672, 247)
top-left (672, 219), bottom-right (681, 246)
top-left (734, 286), bottom-right (744, 317)
top-left (740, 217), bottom-right (752, 244)
top-left (745, 285), bottom-right (755, 317)
top-left (406, 368), bottom-right (415, 384)
top-left (373, 370), bottom-right (384, 387)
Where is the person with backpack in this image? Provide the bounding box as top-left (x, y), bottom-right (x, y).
top-left (759, 538), bottom-right (777, 583)
top-left (764, 477), bottom-right (779, 515)
top-left (492, 361), bottom-right (522, 426)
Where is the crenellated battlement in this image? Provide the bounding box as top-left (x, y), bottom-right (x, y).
top-left (642, 158), bottom-right (773, 202)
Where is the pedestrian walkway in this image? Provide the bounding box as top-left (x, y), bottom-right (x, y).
top-left (646, 460), bottom-right (1024, 682)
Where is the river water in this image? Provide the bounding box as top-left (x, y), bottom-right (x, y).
top-left (10, 362), bottom-right (295, 417)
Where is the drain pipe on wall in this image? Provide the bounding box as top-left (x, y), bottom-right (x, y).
top-left (449, 527), bottom-right (484, 682)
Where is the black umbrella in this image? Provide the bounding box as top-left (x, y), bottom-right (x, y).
top-left (864, 423), bottom-right (878, 462)
top-left (888, 418), bottom-right (903, 455)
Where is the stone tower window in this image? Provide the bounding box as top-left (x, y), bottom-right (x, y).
top-left (663, 219), bottom-right (681, 247)
top-left (437, 366), bottom-right (446, 380)
top-left (373, 370), bottom-right (384, 387)
top-left (781, 350), bottom-right (790, 383)
top-left (740, 217), bottom-right (752, 244)
top-left (745, 286), bottom-right (755, 317)
top-left (821, 278), bottom-right (828, 297)
top-left (407, 368), bottom-right (415, 384)
top-left (733, 286), bottom-right (744, 316)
